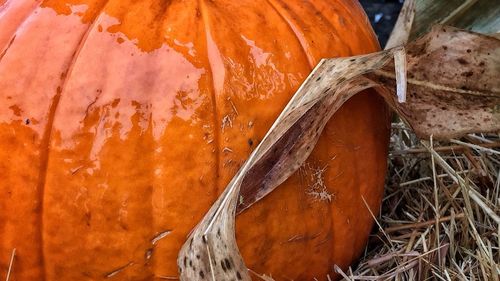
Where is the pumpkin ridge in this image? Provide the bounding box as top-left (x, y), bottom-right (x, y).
top-left (264, 0), bottom-right (315, 69)
top-left (0, 0), bottom-right (42, 62)
top-left (0, 34), bottom-right (14, 63)
top-left (35, 92), bottom-right (62, 281)
top-left (198, 0), bottom-right (223, 191)
top-left (303, 1), bottom-right (337, 42)
top-left (35, 2), bottom-right (112, 280)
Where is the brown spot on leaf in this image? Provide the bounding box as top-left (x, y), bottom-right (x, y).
top-left (461, 71), bottom-right (473, 77)
top-left (457, 58), bottom-right (468, 65)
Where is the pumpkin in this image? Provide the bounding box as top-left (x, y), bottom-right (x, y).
top-left (0, 0), bottom-right (390, 280)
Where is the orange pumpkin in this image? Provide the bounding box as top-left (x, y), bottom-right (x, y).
top-left (0, 0), bottom-right (389, 280)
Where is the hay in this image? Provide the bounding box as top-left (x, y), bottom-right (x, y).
top-left (339, 121), bottom-right (500, 280)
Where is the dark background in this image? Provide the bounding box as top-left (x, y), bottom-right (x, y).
top-left (360, 0), bottom-right (404, 47)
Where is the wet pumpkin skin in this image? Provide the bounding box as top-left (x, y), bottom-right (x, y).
top-left (0, 0), bottom-right (389, 280)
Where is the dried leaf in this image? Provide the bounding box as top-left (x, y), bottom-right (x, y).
top-left (411, 0), bottom-right (500, 39)
top-left (385, 0), bottom-right (416, 49)
top-left (371, 26), bottom-right (500, 139)
top-left (178, 26), bottom-right (499, 281)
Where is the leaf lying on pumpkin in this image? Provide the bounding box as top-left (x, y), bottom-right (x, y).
top-left (177, 26), bottom-right (499, 280)
top-left (177, 49), bottom-right (394, 281)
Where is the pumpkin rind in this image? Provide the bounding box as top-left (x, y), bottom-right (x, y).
top-left (0, 0), bottom-right (389, 280)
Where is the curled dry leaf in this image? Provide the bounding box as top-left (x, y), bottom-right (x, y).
top-left (178, 49), bottom-right (394, 281)
top-left (178, 26), bottom-right (499, 281)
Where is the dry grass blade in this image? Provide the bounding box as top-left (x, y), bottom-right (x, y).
top-left (449, 139), bottom-right (500, 155)
top-left (5, 248), bottom-right (15, 281)
top-left (178, 26), bottom-right (499, 280)
top-left (383, 213), bottom-right (466, 234)
top-left (248, 269), bottom-right (276, 281)
top-left (390, 142), bottom-right (500, 156)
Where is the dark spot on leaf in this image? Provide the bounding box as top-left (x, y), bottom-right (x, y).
top-left (221, 260), bottom-right (227, 272)
top-left (461, 71), bottom-right (473, 77)
top-left (457, 58), bottom-right (468, 65)
top-left (224, 258), bottom-right (232, 270)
